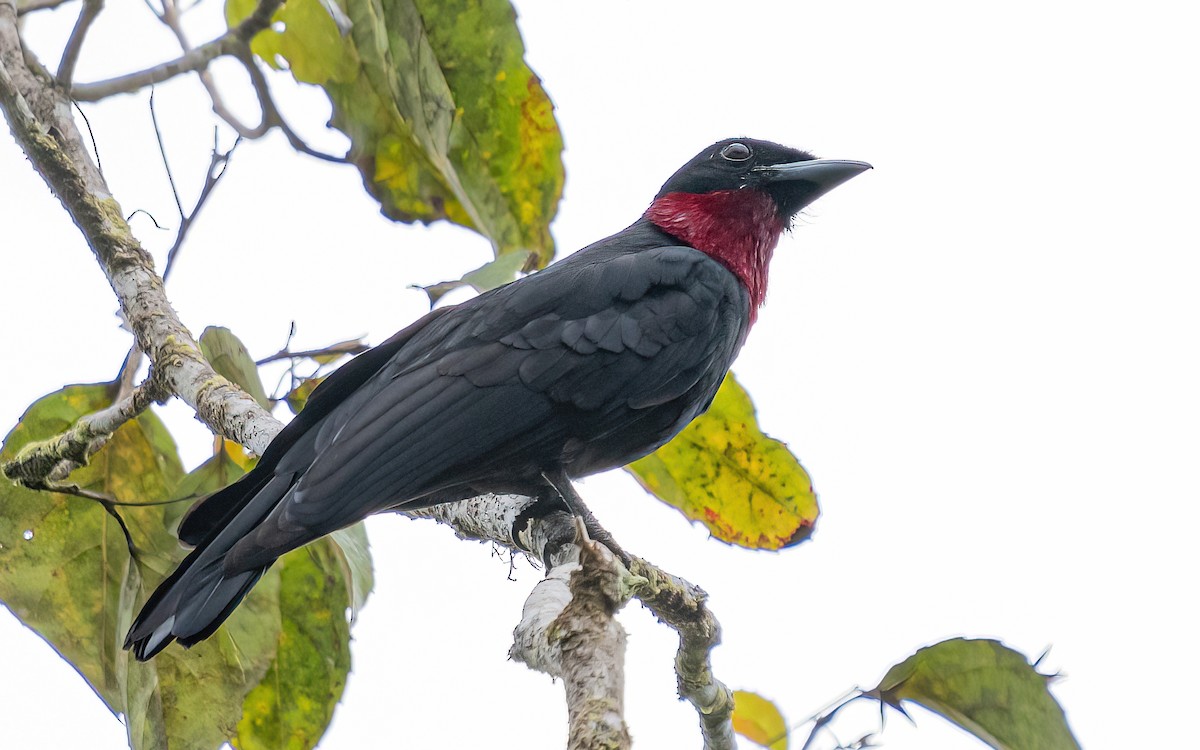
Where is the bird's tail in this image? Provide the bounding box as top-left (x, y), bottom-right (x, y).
top-left (125, 472), bottom-right (295, 660)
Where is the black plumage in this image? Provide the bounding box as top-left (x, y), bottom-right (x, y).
top-left (126, 138), bottom-right (870, 660)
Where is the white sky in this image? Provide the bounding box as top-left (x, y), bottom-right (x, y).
top-left (2, 1), bottom-right (1198, 748)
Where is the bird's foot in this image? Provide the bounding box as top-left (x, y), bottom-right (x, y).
top-left (540, 469), bottom-right (632, 567)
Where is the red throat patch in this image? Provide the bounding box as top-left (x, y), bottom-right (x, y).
top-left (644, 189), bottom-right (784, 322)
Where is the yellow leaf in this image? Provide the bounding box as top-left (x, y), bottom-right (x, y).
top-left (628, 373), bottom-right (818, 550)
top-left (732, 690), bottom-right (788, 749)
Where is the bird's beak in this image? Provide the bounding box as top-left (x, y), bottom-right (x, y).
top-left (753, 159), bottom-right (873, 205)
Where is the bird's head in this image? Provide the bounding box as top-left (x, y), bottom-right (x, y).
top-left (645, 138), bottom-right (870, 318)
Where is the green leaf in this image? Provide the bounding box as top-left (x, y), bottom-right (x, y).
top-left (868, 638), bottom-right (1081, 750)
top-left (627, 373), bottom-right (819, 550)
top-left (418, 251), bottom-right (529, 306)
top-left (234, 540), bottom-right (353, 750)
top-left (329, 523), bottom-right (373, 621)
top-left (0, 385), bottom-right (280, 750)
top-left (227, 0), bottom-right (564, 269)
top-left (172, 439), bottom-right (256, 506)
top-left (1, 385), bottom-right (373, 750)
top-left (199, 326), bottom-right (272, 410)
top-left (732, 690), bottom-right (788, 750)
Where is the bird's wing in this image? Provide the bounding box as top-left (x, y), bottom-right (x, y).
top-left (176, 307), bottom-right (453, 546)
top-left (225, 244), bottom-right (748, 568)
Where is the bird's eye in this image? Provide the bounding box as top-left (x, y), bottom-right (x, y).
top-left (720, 143), bottom-right (752, 162)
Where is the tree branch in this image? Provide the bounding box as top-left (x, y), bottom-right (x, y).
top-left (154, 0), bottom-right (271, 138)
top-left (3, 5), bottom-right (738, 746)
top-left (3, 372), bottom-right (167, 487)
top-left (55, 0), bottom-right (100, 87)
top-left (1, 0), bottom-right (283, 458)
top-left (67, 0), bottom-right (282, 101)
top-left (411, 498), bottom-right (738, 750)
top-left (256, 339), bottom-right (369, 366)
top-left (630, 559), bottom-right (738, 750)
top-left (16, 0), bottom-right (73, 15)
top-left (162, 125), bottom-right (240, 282)
top-left (512, 520), bottom-right (634, 750)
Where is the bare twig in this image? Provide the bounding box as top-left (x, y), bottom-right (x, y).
top-left (629, 558), bottom-right (738, 750)
top-left (125, 207), bottom-right (167, 229)
top-left (56, 0), bottom-right (101, 86)
top-left (1, 3), bottom-right (285, 455)
top-left (71, 100), bottom-right (101, 173)
top-left (155, 0), bottom-right (271, 138)
top-left (150, 82), bottom-right (240, 283)
top-left (235, 45), bottom-right (346, 162)
top-left (148, 84), bottom-right (240, 280)
top-left (798, 692), bottom-right (868, 750)
top-left (163, 129), bottom-right (238, 280)
top-left (411, 494), bottom-right (739, 750)
top-left (149, 87), bottom-right (184, 216)
top-left (256, 339), bottom-right (370, 366)
top-left (115, 343), bottom-right (144, 400)
top-left (68, 0), bottom-right (282, 101)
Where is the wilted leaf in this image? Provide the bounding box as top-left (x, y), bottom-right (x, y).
top-left (309, 337), bottom-right (368, 365)
top-left (732, 690), bottom-right (788, 749)
top-left (228, 0), bottom-right (564, 271)
top-left (628, 373), bottom-right (818, 550)
top-left (199, 326), bottom-right (272, 410)
top-left (868, 638), bottom-right (1080, 750)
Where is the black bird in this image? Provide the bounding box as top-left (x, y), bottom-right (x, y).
top-left (126, 138), bottom-right (870, 659)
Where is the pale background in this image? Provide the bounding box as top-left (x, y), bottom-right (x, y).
top-left (2, 1), bottom-right (1197, 748)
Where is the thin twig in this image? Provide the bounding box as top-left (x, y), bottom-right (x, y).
top-left (150, 86), bottom-right (241, 282)
top-left (126, 208), bottom-right (167, 229)
top-left (71, 100), bottom-right (101, 174)
top-left (115, 343), bottom-right (144, 400)
top-left (156, 0), bottom-right (270, 138)
top-left (56, 0), bottom-right (102, 87)
top-left (162, 129), bottom-right (240, 281)
top-left (255, 339), bottom-right (369, 365)
top-left (68, 0), bottom-right (283, 101)
top-left (236, 45), bottom-right (346, 162)
top-left (149, 87), bottom-right (184, 217)
top-left (628, 558), bottom-right (737, 750)
top-left (23, 482), bottom-right (137, 556)
top-left (798, 692), bottom-right (868, 750)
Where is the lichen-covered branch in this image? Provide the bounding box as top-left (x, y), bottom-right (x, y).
top-left (511, 521), bottom-right (634, 750)
top-left (3, 4), bottom-right (739, 747)
top-left (3, 373), bottom-right (167, 487)
top-left (1, 0), bottom-right (284, 457)
top-left (629, 559), bottom-right (737, 750)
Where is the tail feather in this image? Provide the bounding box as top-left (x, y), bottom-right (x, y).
top-left (177, 469), bottom-right (273, 547)
top-left (125, 472), bottom-right (295, 660)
